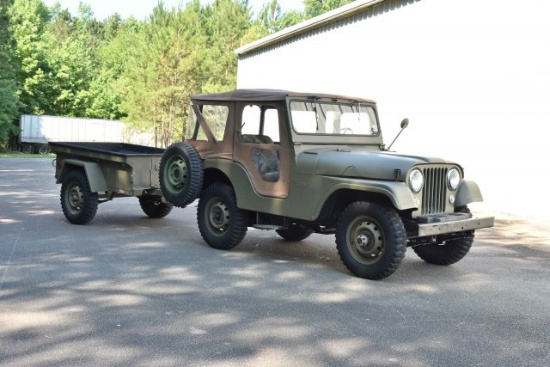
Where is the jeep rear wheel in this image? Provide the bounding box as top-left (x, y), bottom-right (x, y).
top-left (138, 195), bottom-right (173, 218)
top-left (159, 142), bottom-right (203, 208)
top-left (198, 183), bottom-right (247, 250)
top-left (336, 202), bottom-right (406, 280)
top-left (276, 225), bottom-right (313, 241)
top-left (60, 170), bottom-right (98, 225)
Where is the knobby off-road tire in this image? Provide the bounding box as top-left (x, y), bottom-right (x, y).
top-left (336, 202), bottom-right (407, 280)
top-left (60, 170), bottom-right (98, 225)
top-left (138, 195), bottom-right (173, 218)
top-left (159, 142), bottom-right (203, 208)
top-left (276, 225), bottom-right (313, 241)
top-left (198, 183), bottom-right (247, 250)
top-left (413, 206), bottom-right (475, 265)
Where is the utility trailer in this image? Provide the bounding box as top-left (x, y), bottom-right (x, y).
top-left (50, 142), bottom-right (172, 224)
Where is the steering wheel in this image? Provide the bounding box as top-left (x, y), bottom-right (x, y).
top-left (340, 127), bottom-right (354, 134)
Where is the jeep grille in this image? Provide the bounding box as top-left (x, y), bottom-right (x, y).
top-left (421, 167), bottom-right (448, 215)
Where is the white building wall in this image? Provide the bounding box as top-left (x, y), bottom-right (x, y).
top-left (237, 0), bottom-right (550, 223)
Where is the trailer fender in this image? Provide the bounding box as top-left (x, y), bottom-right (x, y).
top-left (58, 159), bottom-right (107, 193)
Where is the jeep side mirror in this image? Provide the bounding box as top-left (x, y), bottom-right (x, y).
top-left (387, 118), bottom-right (409, 151)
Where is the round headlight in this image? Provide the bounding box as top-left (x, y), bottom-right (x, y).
top-left (447, 168), bottom-right (461, 190)
top-left (409, 169), bottom-right (424, 193)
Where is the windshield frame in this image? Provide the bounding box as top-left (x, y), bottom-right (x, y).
top-left (286, 97), bottom-right (383, 147)
top-left (289, 98), bottom-right (380, 138)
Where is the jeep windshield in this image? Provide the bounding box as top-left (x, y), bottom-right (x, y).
top-left (289, 99), bottom-right (379, 136)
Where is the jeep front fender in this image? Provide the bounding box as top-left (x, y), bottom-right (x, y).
top-left (455, 180), bottom-right (484, 207)
top-left (312, 177), bottom-right (417, 219)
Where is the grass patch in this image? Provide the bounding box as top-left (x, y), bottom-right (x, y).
top-left (0, 151), bottom-right (55, 158)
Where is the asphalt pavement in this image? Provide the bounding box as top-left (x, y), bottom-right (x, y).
top-left (1, 158), bottom-right (549, 367)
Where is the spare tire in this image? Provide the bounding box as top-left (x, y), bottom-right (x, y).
top-left (159, 142), bottom-right (203, 208)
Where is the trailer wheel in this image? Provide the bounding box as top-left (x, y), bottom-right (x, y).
top-left (138, 195), bottom-right (173, 218)
top-left (60, 170), bottom-right (98, 224)
top-left (159, 142), bottom-right (203, 208)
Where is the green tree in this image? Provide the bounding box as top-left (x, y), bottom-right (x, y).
top-left (242, 0), bottom-right (303, 44)
top-left (47, 32), bottom-right (97, 116)
top-left (0, 0), bottom-right (19, 146)
top-left (74, 3), bottom-right (105, 47)
top-left (43, 1), bottom-right (110, 117)
top-left (84, 17), bottom-right (142, 120)
top-left (304, 0), bottom-right (352, 18)
top-left (3, 0), bottom-right (315, 147)
top-left (8, 0), bottom-right (53, 115)
top-left (48, 6), bottom-right (75, 45)
top-left (200, 0), bottom-right (251, 93)
top-left (123, 1), bottom-right (205, 146)
top-left (257, 0), bottom-right (283, 34)
top-left (278, 10), bottom-right (304, 29)
top-left (103, 13), bottom-right (122, 41)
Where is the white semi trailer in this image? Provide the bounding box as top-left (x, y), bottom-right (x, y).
top-left (19, 115), bottom-right (125, 154)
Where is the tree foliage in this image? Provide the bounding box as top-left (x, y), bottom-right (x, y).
top-left (8, 0), bottom-right (52, 115)
top-left (0, 0), bottom-right (19, 144)
top-left (0, 0), bottom-right (348, 148)
top-left (304, 0), bottom-right (352, 18)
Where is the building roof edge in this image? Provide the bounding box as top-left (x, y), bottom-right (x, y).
top-left (235, 0), bottom-right (387, 56)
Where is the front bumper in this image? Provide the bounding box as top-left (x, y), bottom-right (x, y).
top-left (408, 214), bottom-right (495, 238)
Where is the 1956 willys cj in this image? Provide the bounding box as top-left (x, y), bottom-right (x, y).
top-left (158, 89), bottom-right (494, 280)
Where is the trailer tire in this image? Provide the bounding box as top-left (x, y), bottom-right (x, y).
top-left (60, 170), bottom-right (98, 224)
top-left (138, 195), bottom-right (173, 218)
top-left (159, 142), bottom-right (203, 208)
top-left (38, 144), bottom-right (49, 155)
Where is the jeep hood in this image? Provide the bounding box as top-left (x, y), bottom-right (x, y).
top-left (296, 147), bottom-right (457, 181)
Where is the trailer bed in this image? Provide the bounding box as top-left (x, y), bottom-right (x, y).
top-left (49, 142), bottom-right (165, 163)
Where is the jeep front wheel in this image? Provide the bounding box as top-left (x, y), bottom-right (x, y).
top-left (198, 183), bottom-right (247, 250)
top-left (336, 202), bottom-right (406, 280)
top-left (413, 206), bottom-right (474, 265)
top-left (412, 233), bottom-right (474, 265)
top-left (159, 142), bottom-right (203, 208)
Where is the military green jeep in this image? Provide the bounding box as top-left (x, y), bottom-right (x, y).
top-left (159, 89), bottom-right (494, 280)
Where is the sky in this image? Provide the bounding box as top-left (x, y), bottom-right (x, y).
top-left (42, 0), bottom-right (305, 21)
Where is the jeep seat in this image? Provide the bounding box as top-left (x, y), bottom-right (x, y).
top-left (242, 134), bottom-right (280, 182)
